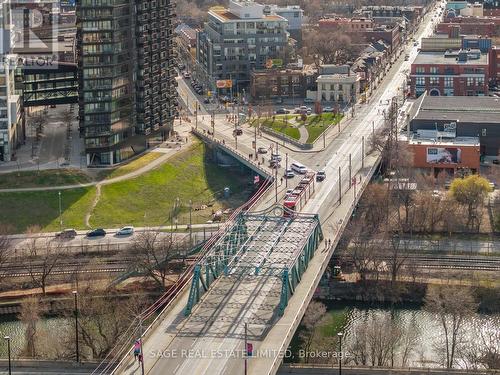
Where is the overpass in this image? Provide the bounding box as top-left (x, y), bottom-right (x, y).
top-left (93, 4), bottom-right (441, 375)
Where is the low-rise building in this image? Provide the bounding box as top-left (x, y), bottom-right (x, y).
top-left (410, 49), bottom-right (489, 97)
top-left (404, 93), bottom-right (500, 174)
top-left (249, 66), bottom-right (317, 102)
top-left (316, 65), bottom-right (361, 104)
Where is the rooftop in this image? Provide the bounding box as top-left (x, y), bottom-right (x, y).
top-left (210, 7), bottom-right (286, 22)
top-left (413, 95), bottom-right (500, 124)
top-left (408, 135), bottom-right (480, 147)
top-left (412, 50), bottom-right (488, 65)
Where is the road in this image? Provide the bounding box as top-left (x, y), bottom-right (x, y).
top-left (118, 3), bottom-right (443, 375)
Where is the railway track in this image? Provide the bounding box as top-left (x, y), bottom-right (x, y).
top-left (0, 256), bottom-right (198, 278)
top-left (335, 254), bottom-right (500, 271)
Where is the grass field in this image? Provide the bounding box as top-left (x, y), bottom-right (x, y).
top-left (0, 169), bottom-right (92, 189)
top-left (0, 142), bottom-right (252, 233)
top-left (305, 113), bottom-right (343, 143)
top-left (0, 187), bottom-right (96, 233)
top-left (96, 152), bottom-right (163, 181)
top-left (253, 117), bottom-right (301, 140)
top-left (90, 142), bottom-right (251, 228)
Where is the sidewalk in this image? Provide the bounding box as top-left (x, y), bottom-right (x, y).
top-left (0, 123), bottom-right (193, 192)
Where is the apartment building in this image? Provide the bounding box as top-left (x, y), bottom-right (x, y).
top-left (410, 49), bottom-right (489, 97)
top-left (77, 0), bottom-right (176, 166)
top-left (196, 0), bottom-right (289, 94)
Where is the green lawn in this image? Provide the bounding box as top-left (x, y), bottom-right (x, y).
top-left (253, 117), bottom-right (301, 140)
top-left (97, 152), bottom-right (163, 181)
top-left (0, 187), bottom-right (96, 233)
top-left (305, 113), bottom-right (343, 143)
top-left (0, 143), bottom-right (252, 233)
top-left (0, 169), bottom-right (92, 189)
top-left (90, 142), bottom-right (252, 228)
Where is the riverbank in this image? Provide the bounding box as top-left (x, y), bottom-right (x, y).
top-left (316, 276), bottom-right (500, 313)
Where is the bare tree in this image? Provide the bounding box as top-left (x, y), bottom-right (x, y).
top-left (75, 286), bottom-right (148, 359)
top-left (299, 300), bottom-right (327, 363)
top-left (129, 231), bottom-right (184, 290)
top-left (459, 315), bottom-right (500, 370)
top-left (18, 296), bottom-right (44, 358)
top-left (26, 228), bottom-right (65, 295)
top-left (424, 285), bottom-right (478, 369)
top-left (302, 29), bottom-right (362, 66)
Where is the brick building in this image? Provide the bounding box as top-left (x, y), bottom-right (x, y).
top-left (490, 46), bottom-right (500, 84)
top-left (410, 49), bottom-right (489, 97)
top-left (250, 67), bottom-right (317, 102)
top-left (405, 94), bottom-right (500, 175)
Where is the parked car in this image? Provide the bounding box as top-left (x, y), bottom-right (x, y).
top-left (178, 64), bottom-right (186, 70)
top-left (183, 72), bottom-right (191, 79)
top-left (258, 147), bottom-right (268, 154)
top-left (303, 98), bottom-right (315, 103)
top-left (55, 228), bottom-right (77, 239)
top-left (276, 108), bottom-right (290, 115)
top-left (316, 171), bottom-right (326, 181)
top-left (86, 228), bottom-right (106, 237)
top-left (293, 107), bottom-right (302, 114)
top-left (306, 108), bottom-right (312, 115)
top-left (203, 97), bottom-right (210, 104)
top-left (116, 226), bottom-right (134, 236)
top-left (323, 107), bottom-right (334, 113)
top-left (284, 169), bottom-right (295, 178)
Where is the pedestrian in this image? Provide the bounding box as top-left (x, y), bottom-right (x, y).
top-left (138, 353), bottom-right (143, 363)
top-left (133, 340), bottom-right (141, 361)
top-left (280, 177), bottom-right (283, 185)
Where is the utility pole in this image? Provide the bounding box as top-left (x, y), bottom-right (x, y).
top-left (274, 167), bottom-right (278, 203)
top-left (285, 153), bottom-right (288, 188)
top-left (211, 111), bottom-right (215, 139)
top-left (338, 167), bottom-right (342, 204)
top-left (139, 318), bottom-right (145, 375)
top-left (338, 332), bottom-right (343, 375)
top-left (4, 336), bottom-right (11, 375)
top-left (348, 153), bottom-right (352, 188)
top-left (244, 322), bottom-right (248, 375)
top-left (323, 130), bottom-right (326, 149)
top-left (72, 291), bottom-right (79, 363)
top-left (361, 136), bottom-right (365, 168)
top-left (189, 200), bottom-right (193, 246)
top-left (195, 106), bottom-right (198, 130)
top-left (58, 191), bottom-right (63, 231)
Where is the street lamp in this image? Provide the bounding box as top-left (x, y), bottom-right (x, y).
top-left (4, 336), bottom-right (11, 375)
top-left (58, 191), bottom-right (63, 231)
top-left (72, 291), bottom-right (79, 363)
top-left (337, 332), bottom-right (343, 375)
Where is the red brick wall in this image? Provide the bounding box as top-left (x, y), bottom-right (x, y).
top-left (410, 143), bottom-right (480, 170)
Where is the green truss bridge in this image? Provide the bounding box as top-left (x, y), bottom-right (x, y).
top-left (185, 204), bottom-right (323, 319)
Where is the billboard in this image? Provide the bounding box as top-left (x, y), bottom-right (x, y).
top-left (216, 80), bottom-right (232, 89)
top-left (426, 147), bottom-right (461, 164)
top-left (265, 58), bottom-right (283, 69)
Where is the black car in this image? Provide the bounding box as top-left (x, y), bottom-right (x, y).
top-left (87, 228), bottom-right (106, 237)
top-left (204, 98), bottom-right (210, 104)
top-left (316, 171), bottom-right (326, 181)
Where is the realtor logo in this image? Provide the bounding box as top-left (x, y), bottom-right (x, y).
top-left (1, 0), bottom-right (59, 69)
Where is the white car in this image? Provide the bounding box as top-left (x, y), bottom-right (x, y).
top-left (117, 226), bottom-right (134, 236)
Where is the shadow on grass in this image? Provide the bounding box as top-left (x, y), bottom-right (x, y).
top-left (0, 187), bottom-right (95, 234)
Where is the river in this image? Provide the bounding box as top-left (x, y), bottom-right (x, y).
top-left (1, 303), bottom-right (498, 369)
top-left (288, 301), bottom-right (499, 369)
